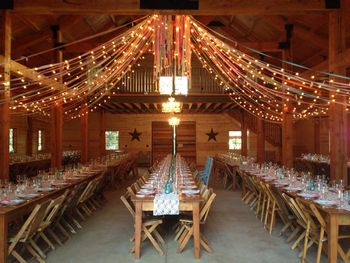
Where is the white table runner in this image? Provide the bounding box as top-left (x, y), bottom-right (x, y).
top-left (153, 192), bottom-right (179, 216)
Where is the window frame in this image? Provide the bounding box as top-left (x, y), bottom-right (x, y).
top-left (9, 128), bottom-right (16, 153)
top-left (105, 130), bottom-right (119, 150)
top-left (228, 130), bottom-right (242, 150)
top-left (37, 129), bottom-right (43, 152)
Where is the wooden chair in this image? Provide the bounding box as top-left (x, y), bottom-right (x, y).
top-left (120, 192), bottom-right (165, 256)
top-left (199, 157), bottom-right (214, 186)
top-left (31, 193), bottom-right (68, 259)
top-left (176, 189), bottom-right (216, 253)
top-left (8, 199), bottom-right (51, 263)
top-left (297, 198), bottom-right (350, 263)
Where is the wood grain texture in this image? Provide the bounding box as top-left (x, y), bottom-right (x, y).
top-left (0, 11), bottom-right (11, 180)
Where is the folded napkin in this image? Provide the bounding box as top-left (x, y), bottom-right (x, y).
top-left (153, 192), bottom-right (179, 216)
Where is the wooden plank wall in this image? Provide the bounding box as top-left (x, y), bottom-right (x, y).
top-left (10, 116), bottom-right (50, 156)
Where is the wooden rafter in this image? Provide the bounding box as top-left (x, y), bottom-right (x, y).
top-left (13, 0), bottom-right (327, 15)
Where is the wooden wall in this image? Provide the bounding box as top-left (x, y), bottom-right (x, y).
top-left (62, 112), bottom-right (280, 166)
top-left (10, 116), bottom-right (50, 156)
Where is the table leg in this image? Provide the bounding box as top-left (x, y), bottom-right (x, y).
top-left (328, 214), bottom-right (338, 263)
top-left (193, 202), bottom-right (200, 259)
top-left (0, 214), bottom-right (8, 263)
top-left (134, 202), bottom-right (142, 259)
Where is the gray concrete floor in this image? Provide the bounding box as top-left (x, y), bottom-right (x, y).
top-left (46, 185), bottom-right (329, 263)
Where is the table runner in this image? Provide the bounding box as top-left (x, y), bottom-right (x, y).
top-left (153, 192), bottom-right (179, 216)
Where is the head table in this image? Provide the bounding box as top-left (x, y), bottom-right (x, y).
top-left (131, 155), bottom-right (203, 259)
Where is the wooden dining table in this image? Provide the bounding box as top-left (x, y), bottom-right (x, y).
top-left (132, 194), bottom-right (202, 259)
top-left (0, 155), bottom-right (127, 263)
top-left (240, 168), bottom-right (350, 263)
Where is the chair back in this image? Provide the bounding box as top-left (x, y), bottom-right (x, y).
top-left (200, 157), bottom-right (214, 185)
top-left (200, 189), bottom-right (216, 223)
top-left (120, 192), bottom-right (135, 218)
top-left (41, 192), bottom-right (67, 229)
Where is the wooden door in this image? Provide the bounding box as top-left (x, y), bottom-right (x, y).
top-left (152, 121), bottom-right (196, 165)
top-left (152, 122), bottom-right (172, 164)
top-left (176, 121), bottom-right (196, 164)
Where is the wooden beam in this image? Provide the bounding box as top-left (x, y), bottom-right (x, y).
top-left (0, 11), bottom-right (11, 182)
top-left (281, 50), bottom-right (294, 168)
top-left (256, 116), bottom-right (265, 163)
top-left (263, 16), bottom-right (328, 49)
top-left (99, 110), bottom-right (106, 156)
top-left (241, 111), bottom-right (248, 156)
top-left (0, 55), bottom-right (66, 90)
top-left (12, 15), bottom-right (81, 55)
top-left (80, 110), bottom-right (88, 163)
top-left (328, 8), bottom-right (347, 185)
top-left (50, 25), bottom-right (63, 169)
top-left (26, 116), bottom-right (33, 156)
top-left (13, 0), bottom-right (326, 15)
top-left (314, 119), bottom-right (320, 154)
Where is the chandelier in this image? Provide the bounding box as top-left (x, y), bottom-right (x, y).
top-left (168, 117), bottom-right (180, 126)
top-left (162, 97), bottom-right (181, 113)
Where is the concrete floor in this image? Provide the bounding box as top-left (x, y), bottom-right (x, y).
top-left (46, 185), bottom-right (329, 263)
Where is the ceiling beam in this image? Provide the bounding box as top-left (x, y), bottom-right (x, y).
top-left (0, 55), bottom-right (66, 90)
top-left (13, 0), bottom-right (327, 15)
top-left (263, 16), bottom-right (328, 49)
top-left (302, 48), bottom-right (350, 78)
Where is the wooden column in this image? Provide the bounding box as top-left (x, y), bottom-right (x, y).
top-left (329, 9), bottom-right (347, 184)
top-left (241, 111), bottom-right (248, 156)
top-left (256, 116), bottom-right (265, 163)
top-left (281, 50), bottom-right (294, 168)
top-left (0, 11), bottom-right (11, 180)
top-left (314, 119), bottom-right (320, 154)
top-left (26, 116), bottom-right (33, 156)
top-left (99, 110), bottom-right (106, 156)
top-left (50, 25), bottom-right (63, 169)
top-left (80, 111), bottom-right (88, 163)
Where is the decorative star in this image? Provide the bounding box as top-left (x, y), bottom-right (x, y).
top-left (206, 128), bottom-right (218, 141)
top-left (129, 128), bottom-right (142, 141)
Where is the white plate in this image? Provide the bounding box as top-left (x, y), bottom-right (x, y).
top-left (315, 199), bottom-right (338, 206)
top-left (284, 187), bottom-right (303, 192)
top-left (182, 189), bottom-right (200, 195)
top-left (16, 193), bottom-right (40, 200)
top-left (0, 199), bottom-right (25, 206)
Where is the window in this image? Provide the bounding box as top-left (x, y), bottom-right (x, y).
top-left (9, 128), bottom-right (14, 153)
top-left (229, 131), bottom-right (242, 150)
top-left (38, 130), bottom-right (43, 151)
top-left (105, 131), bottom-right (119, 150)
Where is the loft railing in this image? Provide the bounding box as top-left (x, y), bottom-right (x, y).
top-left (115, 68), bottom-right (225, 94)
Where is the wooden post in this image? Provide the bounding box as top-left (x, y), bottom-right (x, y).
top-left (256, 116), bottom-right (265, 163)
top-left (281, 50), bottom-right (294, 168)
top-left (314, 119), bottom-right (320, 154)
top-left (99, 110), bottom-right (106, 156)
top-left (241, 111), bottom-right (248, 156)
top-left (50, 25), bottom-right (63, 169)
top-left (80, 111), bottom-right (88, 163)
top-left (329, 9), bottom-right (347, 184)
top-left (26, 116), bottom-right (33, 156)
top-left (0, 11), bottom-right (11, 180)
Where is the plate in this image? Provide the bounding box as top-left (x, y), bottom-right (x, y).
top-left (138, 189), bottom-right (155, 195)
top-left (284, 187), bottom-right (303, 192)
top-left (182, 189), bottom-right (200, 195)
top-left (298, 192), bottom-right (320, 199)
top-left (315, 199), bottom-right (338, 206)
top-left (0, 199), bottom-right (25, 206)
top-left (16, 193), bottom-right (40, 200)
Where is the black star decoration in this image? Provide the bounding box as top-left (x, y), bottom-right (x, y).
top-left (129, 128), bottom-right (142, 141)
top-left (206, 128), bottom-right (218, 141)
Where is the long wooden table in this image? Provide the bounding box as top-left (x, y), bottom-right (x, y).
top-left (240, 168), bottom-right (350, 263)
top-left (0, 156), bottom-right (126, 263)
top-left (132, 194), bottom-right (202, 259)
